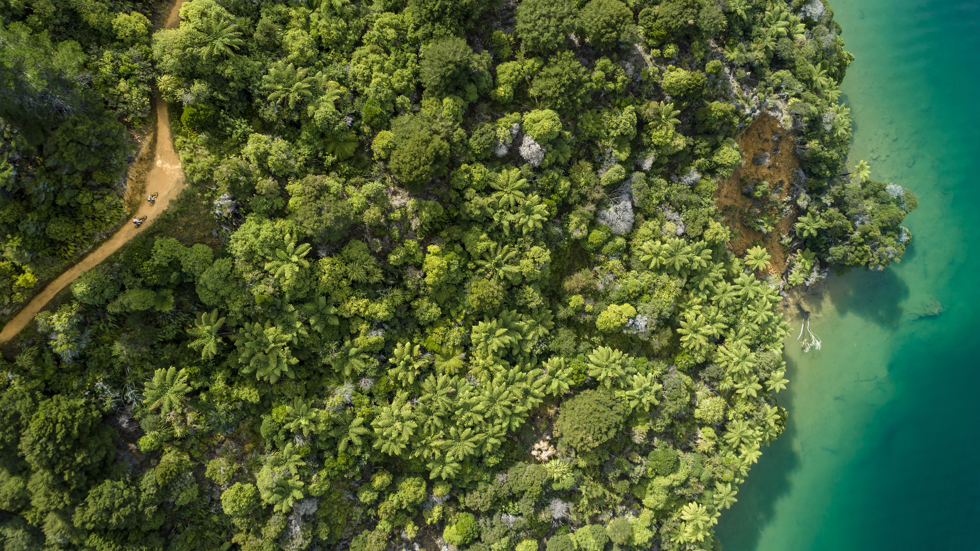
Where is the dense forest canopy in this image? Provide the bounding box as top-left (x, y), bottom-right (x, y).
top-left (0, 0), bottom-right (914, 550)
top-left (0, 0), bottom-right (156, 312)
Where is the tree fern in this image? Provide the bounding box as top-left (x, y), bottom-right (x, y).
top-left (187, 310), bottom-right (225, 360)
top-left (144, 367), bottom-right (191, 415)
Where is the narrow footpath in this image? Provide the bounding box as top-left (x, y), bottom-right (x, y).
top-left (0, 0), bottom-right (189, 344)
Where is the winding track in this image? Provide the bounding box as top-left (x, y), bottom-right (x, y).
top-left (0, 1), bottom-right (189, 344)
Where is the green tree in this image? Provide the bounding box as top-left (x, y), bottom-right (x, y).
top-left (421, 37), bottom-right (490, 102)
top-left (725, 0), bottom-right (751, 23)
top-left (713, 482), bottom-right (738, 510)
top-left (661, 66), bottom-right (707, 98)
top-left (335, 416), bottom-right (371, 455)
top-left (677, 502), bottom-right (716, 543)
top-left (471, 311), bottom-right (526, 358)
top-left (475, 243), bottom-right (521, 284)
top-left (286, 175), bottom-right (355, 241)
top-left (71, 270), bottom-right (120, 306)
top-left (491, 169), bottom-right (529, 210)
top-left (388, 112), bottom-right (454, 191)
top-left (641, 101), bottom-right (686, 155)
top-left (607, 517), bottom-right (633, 546)
top-left (795, 212), bottom-right (827, 239)
top-left (509, 194), bottom-right (549, 235)
top-left (695, 395), bottom-right (726, 424)
top-left (522, 109), bottom-right (563, 143)
top-left (256, 446), bottom-right (306, 513)
top-left (111, 12), bottom-right (151, 46)
top-left (579, 0), bottom-right (634, 50)
top-left (573, 524), bottom-right (610, 551)
top-left (72, 479), bottom-right (139, 532)
top-left (221, 482), bottom-right (260, 518)
top-left (641, 0), bottom-right (703, 40)
top-left (852, 159), bottom-right (872, 182)
top-left (441, 426), bottom-right (482, 463)
top-left (284, 399), bottom-right (317, 438)
top-left (443, 512), bottom-right (479, 546)
top-left (647, 448), bottom-right (679, 476)
top-left (595, 304), bottom-right (636, 333)
top-left (723, 419), bottom-right (755, 450)
top-left (547, 534), bottom-right (575, 551)
top-left (516, 0), bottom-right (579, 53)
top-left (409, 0), bottom-right (486, 39)
top-left (388, 342), bottom-right (427, 387)
top-left (469, 279), bottom-right (505, 312)
top-left (20, 396), bottom-right (116, 497)
top-left (766, 370), bottom-right (789, 393)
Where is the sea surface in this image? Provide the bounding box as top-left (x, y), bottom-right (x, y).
top-left (716, 0), bottom-right (980, 549)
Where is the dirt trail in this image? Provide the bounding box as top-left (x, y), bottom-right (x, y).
top-left (0, 1), bottom-right (188, 344)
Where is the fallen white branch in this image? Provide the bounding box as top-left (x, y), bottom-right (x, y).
top-left (798, 318), bottom-right (822, 352)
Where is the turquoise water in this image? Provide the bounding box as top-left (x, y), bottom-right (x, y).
top-left (717, 0), bottom-right (980, 549)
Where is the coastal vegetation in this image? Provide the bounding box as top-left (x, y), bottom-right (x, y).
top-left (0, 0), bottom-right (914, 550)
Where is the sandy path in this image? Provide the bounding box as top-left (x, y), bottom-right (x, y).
top-left (0, 1), bottom-right (189, 344)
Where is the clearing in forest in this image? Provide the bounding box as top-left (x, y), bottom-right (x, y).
top-left (716, 113), bottom-right (801, 275)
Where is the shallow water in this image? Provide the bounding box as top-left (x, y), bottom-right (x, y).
top-left (716, 0), bottom-right (980, 549)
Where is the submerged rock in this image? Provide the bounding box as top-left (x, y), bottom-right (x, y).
top-left (908, 299), bottom-right (943, 321)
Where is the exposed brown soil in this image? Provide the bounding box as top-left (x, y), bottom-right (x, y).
top-left (164, 0), bottom-right (187, 28)
top-left (0, 1), bottom-right (189, 344)
top-left (123, 124), bottom-right (157, 212)
top-left (716, 113), bottom-right (801, 276)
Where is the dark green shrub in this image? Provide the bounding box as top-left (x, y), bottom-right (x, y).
top-left (516, 0), bottom-right (579, 53)
top-left (648, 448), bottom-right (679, 476)
top-left (572, 524), bottom-right (609, 551)
top-left (221, 483), bottom-right (260, 518)
top-left (579, 0), bottom-right (633, 50)
top-left (555, 390), bottom-right (624, 452)
top-left (444, 512), bottom-right (479, 546)
top-left (71, 269), bottom-right (120, 306)
top-left (606, 517), bottom-right (632, 545)
top-left (421, 37), bottom-right (489, 101)
top-left (546, 534), bottom-right (575, 551)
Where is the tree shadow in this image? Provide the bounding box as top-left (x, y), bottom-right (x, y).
top-left (715, 353), bottom-right (803, 551)
top-left (828, 268), bottom-right (909, 330)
